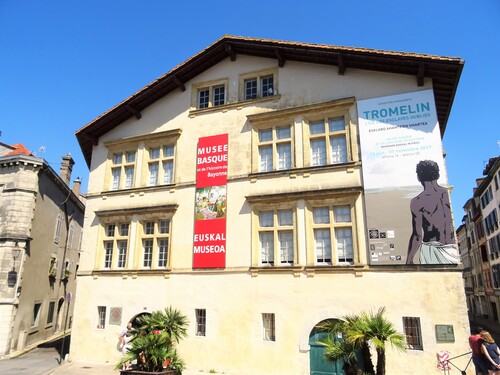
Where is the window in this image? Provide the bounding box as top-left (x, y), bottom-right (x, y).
top-left (262, 313), bottom-right (275, 341)
top-left (258, 209), bottom-right (295, 266)
top-left (141, 219), bottom-right (171, 269)
top-left (195, 80), bottom-right (227, 109)
top-left (257, 126), bottom-right (293, 172)
top-left (67, 224), bottom-right (75, 249)
top-left (102, 223), bottom-right (130, 269)
top-left (147, 145), bottom-right (175, 186)
top-left (402, 317), bottom-right (423, 350)
top-left (195, 309), bottom-right (206, 336)
top-left (312, 205), bottom-right (354, 265)
top-left (309, 118), bottom-right (348, 166)
top-left (110, 151), bottom-right (136, 190)
top-left (97, 306), bottom-right (106, 329)
top-left (47, 301), bottom-right (55, 324)
top-left (54, 214), bottom-right (64, 243)
top-left (242, 72), bottom-right (275, 100)
top-left (32, 303), bottom-right (42, 327)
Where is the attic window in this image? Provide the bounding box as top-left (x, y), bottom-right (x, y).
top-left (240, 68), bottom-right (278, 101)
top-left (194, 80), bottom-right (228, 109)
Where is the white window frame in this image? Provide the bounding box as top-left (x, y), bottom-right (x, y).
top-left (195, 308), bottom-right (206, 336)
top-left (102, 222), bottom-right (130, 269)
top-left (97, 306), bottom-right (106, 329)
top-left (311, 204), bottom-right (354, 265)
top-left (240, 69), bottom-right (277, 101)
top-left (146, 144), bottom-right (175, 187)
top-left (257, 125), bottom-right (293, 172)
top-left (193, 79), bottom-right (228, 110)
top-left (54, 214), bottom-right (64, 243)
top-left (141, 219), bottom-right (171, 269)
top-left (308, 117), bottom-right (349, 167)
top-left (109, 150), bottom-right (136, 190)
top-left (255, 207), bottom-right (296, 267)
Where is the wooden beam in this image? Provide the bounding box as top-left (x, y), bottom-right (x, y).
top-left (172, 75), bottom-right (186, 91)
top-left (338, 53), bottom-right (345, 75)
top-left (126, 105), bottom-right (142, 120)
top-left (417, 63), bottom-right (425, 86)
top-left (225, 43), bottom-right (236, 61)
top-left (274, 48), bottom-right (285, 67)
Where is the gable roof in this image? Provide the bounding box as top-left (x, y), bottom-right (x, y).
top-left (75, 35), bottom-right (464, 167)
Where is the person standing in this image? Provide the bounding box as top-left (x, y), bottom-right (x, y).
top-left (119, 322), bottom-right (133, 370)
top-left (470, 327), bottom-right (488, 375)
top-left (480, 331), bottom-right (500, 374)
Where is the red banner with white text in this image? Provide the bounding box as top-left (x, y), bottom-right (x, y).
top-left (193, 134), bottom-right (228, 268)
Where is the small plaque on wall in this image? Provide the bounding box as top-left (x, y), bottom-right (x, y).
top-left (109, 307), bottom-right (122, 326)
top-left (435, 324), bottom-right (455, 343)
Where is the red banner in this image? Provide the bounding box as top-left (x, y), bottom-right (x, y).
top-left (193, 134), bottom-right (228, 268)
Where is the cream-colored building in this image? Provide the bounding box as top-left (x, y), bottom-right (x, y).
top-left (72, 36), bottom-right (470, 374)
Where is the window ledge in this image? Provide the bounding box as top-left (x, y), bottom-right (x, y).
top-left (249, 161), bottom-right (360, 179)
top-left (189, 95), bottom-right (281, 117)
top-left (101, 183), bottom-right (177, 196)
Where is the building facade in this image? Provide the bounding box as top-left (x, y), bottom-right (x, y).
top-left (0, 144), bottom-right (84, 357)
top-left (461, 157), bottom-right (500, 325)
top-left (72, 36), bottom-right (469, 374)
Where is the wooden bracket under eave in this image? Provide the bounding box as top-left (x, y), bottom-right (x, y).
top-left (274, 48), bottom-right (285, 67)
top-left (172, 75), bottom-right (186, 92)
top-left (127, 105), bottom-right (142, 120)
top-left (338, 53), bottom-right (346, 75)
top-left (225, 43), bottom-right (236, 61)
top-left (417, 63), bottom-right (425, 86)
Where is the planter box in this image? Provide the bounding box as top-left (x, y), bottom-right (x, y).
top-left (120, 371), bottom-right (179, 375)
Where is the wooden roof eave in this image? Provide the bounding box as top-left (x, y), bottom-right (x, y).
top-left (75, 36), bottom-right (464, 167)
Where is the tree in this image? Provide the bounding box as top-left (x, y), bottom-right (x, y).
top-left (117, 307), bottom-right (189, 373)
top-left (318, 307), bottom-right (405, 375)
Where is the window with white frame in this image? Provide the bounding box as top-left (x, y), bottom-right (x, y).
top-left (110, 150), bottom-right (136, 190)
top-left (309, 117), bottom-right (348, 166)
top-left (242, 73), bottom-right (275, 100)
top-left (257, 125), bottom-right (293, 172)
top-left (147, 145), bottom-right (175, 186)
top-left (402, 317), bottom-right (423, 350)
top-left (141, 219), bottom-right (171, 269)
top-left (312, 205), bottom-right (354, 265)
top-left (67, 223), bottom-right (75, 249)
top-left (258, 209), bottom-right (295, 266)
top-left (97, 306), bottom-right (106, 329)
top-left (195, 308), bottom-right (206, 336)
top-left (102, 222), bottom-right (130, 269)
top-left (195, 81), bottom-right (227, 109)
top-left (262, 313), bottom-right (275, 341)
top-left (54, 214), bottom-right (64, 243)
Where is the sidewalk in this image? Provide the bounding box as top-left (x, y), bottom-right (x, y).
top-left (45, 361), bottom-right (225, 375)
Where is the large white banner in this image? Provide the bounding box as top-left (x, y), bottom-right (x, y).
top-left (358, 90), bottom-right (458, 265)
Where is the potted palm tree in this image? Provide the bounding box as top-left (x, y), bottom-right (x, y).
top-left (318, 307), bottom-right (406, 375)
top-left (117, 307), bottom-right (188, 375)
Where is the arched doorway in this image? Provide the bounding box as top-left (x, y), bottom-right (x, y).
top-left (55, 297), bottom-right (65, 332)
top-left (309, 319), bottom-right (344, 375)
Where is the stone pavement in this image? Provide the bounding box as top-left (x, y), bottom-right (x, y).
top-left (44, 362), bottom-right (222, 375)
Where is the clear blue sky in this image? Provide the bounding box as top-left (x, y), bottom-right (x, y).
top-left (1, 0), bottom-right (498, 223)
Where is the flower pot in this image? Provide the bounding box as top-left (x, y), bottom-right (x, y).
top-left (120, 370), bottom-right (178, 375)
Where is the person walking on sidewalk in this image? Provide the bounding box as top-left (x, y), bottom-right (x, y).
top-left (470, 326), bottom-right (489, 375)
top-left (480, 331), bottom-right (500, 375)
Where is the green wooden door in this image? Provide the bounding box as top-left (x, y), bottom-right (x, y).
top-left (309, 328), bottom-right (344, 375)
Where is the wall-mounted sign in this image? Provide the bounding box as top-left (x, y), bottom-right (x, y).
top-left (193, 134), bottom-right (228, 269)
top-left (435, 324), bottom-right (455, 343)
top-left (357, 90), bottom-right (458, 265)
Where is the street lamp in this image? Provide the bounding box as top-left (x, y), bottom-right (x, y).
top-left (7, 242), bottom-right (22, 288)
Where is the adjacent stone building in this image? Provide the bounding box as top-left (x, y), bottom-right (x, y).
top-left (0, 143), bottom-right (84, 357)
top-left (71, 36), bottom-right (469, 374)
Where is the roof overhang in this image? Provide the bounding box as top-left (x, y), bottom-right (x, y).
top-left (76, 35), bottom-right (464, 167)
